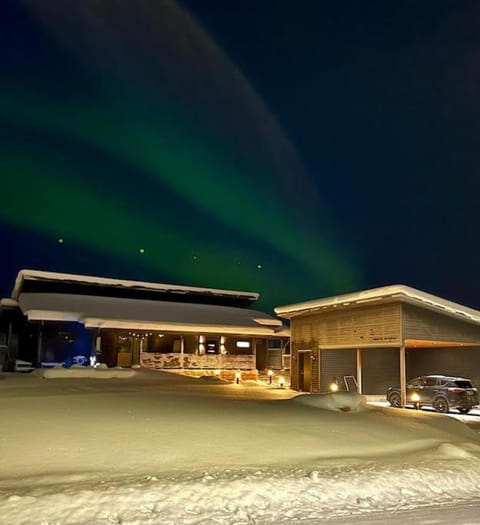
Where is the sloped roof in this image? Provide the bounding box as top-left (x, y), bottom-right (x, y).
top-left (12, 269), bottom-right (259, 303)
top-left (275, 284), bottom-right (480, 326)
top-left (18, 293), bottom-right (288, 336)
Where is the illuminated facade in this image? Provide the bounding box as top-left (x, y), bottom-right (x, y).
top-left (0, 270), bottom-right (289, 375)
top-left (276, 285), bottom-right (480, 404)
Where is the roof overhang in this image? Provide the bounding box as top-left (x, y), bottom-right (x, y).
top-left (18, 293), bottom-right (289, 338)
top-left (275, 285), bottom-right (480, 327)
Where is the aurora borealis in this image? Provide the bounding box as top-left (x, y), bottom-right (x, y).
top-left (1, 0), bottom-right (480, 309)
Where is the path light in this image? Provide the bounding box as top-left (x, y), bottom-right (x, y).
top-left (267, 369), bottom-right (273, 384)
top-left (235, 371), bottom-right (241, 384)
top-left (278, 376), bottom-right (285, 388)
top-left (329, 382), bottom-right (339, 392)
top-left (214, 369), bottom-right (221, 377)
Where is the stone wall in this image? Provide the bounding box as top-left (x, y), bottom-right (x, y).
top-left (141, 352), bottom-right (256, 370)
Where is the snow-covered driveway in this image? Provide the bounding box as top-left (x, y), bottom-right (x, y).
top-left (0, 369), bottom-right (479, 524)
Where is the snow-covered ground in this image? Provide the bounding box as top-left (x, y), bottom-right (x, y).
top-left (0, 369), bottom-right (479, 525)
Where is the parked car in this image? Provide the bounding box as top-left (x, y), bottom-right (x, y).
top-left (386, 375), bottom-right (479, 414)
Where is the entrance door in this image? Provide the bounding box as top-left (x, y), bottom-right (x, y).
top-left (298, 351), bottom-right (312, 392)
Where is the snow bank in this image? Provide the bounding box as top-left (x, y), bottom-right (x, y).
top-left (292, 391), bottom-right (368, 412)
top-left (0, 371), bottom-right (479, 524)
top-left (31, 367), bottom-right (137, 379)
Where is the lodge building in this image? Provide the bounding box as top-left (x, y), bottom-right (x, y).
top-left (0, 269), bottom-right (289, 377)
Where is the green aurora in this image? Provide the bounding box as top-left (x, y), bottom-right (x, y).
top-left (0, 0), bottom-right (360, 307)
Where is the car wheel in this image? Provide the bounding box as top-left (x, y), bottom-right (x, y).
top-left (433, 397), bottom-right (449, 413)
top-left (389, 392), bottom-right (401, 408)
top-left (458, 407), bottom-right (471, 414)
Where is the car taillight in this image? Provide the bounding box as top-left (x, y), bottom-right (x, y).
top-left (447, 387), bottom-right (464, 393)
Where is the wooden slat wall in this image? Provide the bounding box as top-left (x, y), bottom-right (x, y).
top-left (290, 304), bottom-right (401, 392)
top-left (291, 303), bottom-right (401, 347)
top-left (402, 304), bottom-right (480, 343)
top-left (407, 347), bottom-right (480, 386)
top-left (320, 349), bottom-right (356, 392)
top-left (362, 347), bottom-right (399, 394)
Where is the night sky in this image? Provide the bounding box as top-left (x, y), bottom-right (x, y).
top-left (1, 0), bottom-right (480, 311)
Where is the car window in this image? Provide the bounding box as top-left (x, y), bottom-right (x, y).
top-left (453, 380), bottom-right (473, 388)
top-left (408, 378), bottom-right (422, 387)
top-left (424, 378), bottom-right (438, 387)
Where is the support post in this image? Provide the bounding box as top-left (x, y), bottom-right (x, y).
top-left (180, 335), bottom-right (185, 368)
top-left (356, 348), bottom-right (362, 393)
top-left (36, 321), bottom-right (44, 367)
top-left (400, 345), bottom-right (406, 408)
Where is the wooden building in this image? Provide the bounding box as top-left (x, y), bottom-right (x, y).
top-left (0, 270), bottom-right (289, 376)
top-left (275, 285), bottom-right (480, 406)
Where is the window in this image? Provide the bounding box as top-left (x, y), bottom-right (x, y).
top-left (408, 378), bottom-right (422, 387)
top-left (236, 341), bottom-right (251, 349)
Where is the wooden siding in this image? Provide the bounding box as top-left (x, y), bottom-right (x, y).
top-left (291, 303), bottom-right (401, 348)
top-left (361, 347), bottom-right (399, 394)
top-left (402, 304), bottom-right (480, 343)
top-left (406, 347), bottom-right (480, 386)
top-left (319, 349), bottom-right (356, 393)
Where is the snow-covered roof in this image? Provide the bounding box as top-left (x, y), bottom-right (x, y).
top-left (11, 269), bottom-right (259, 302)
top-left (18, 293), bottom-right (288, 336)
top-left (275, 284), bottom-right (480, 326)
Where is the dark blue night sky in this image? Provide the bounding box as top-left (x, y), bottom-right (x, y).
top-left (1, 0), bottom-right (480, 310)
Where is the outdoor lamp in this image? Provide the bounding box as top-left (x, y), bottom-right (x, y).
top-left (267, 369), bottom-right (273, 384)
top-left (235, 371), bottom-right (241, 384)
top-left (278, 376), bottom-right (285, 388)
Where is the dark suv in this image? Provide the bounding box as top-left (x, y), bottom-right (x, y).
top-left (387, 375), bottom-right (479, 414)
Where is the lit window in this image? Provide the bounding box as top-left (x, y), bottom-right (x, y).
top-left (236, 341), bottom-right (251, 349)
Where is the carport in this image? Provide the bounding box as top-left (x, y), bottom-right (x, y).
top-left (275, 285), bottom-right (480, 406)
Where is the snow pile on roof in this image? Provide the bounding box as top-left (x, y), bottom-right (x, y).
top-left (0, 370), bottom-right (479, 524)
top-left (32, 366), bottom-right (137, 379)
top-left (12, 269), bottom-right (259, 301)
top-left (17, 292), bottom-right (287, 335)
top-left (0, 298), bottom-right (18, 308)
